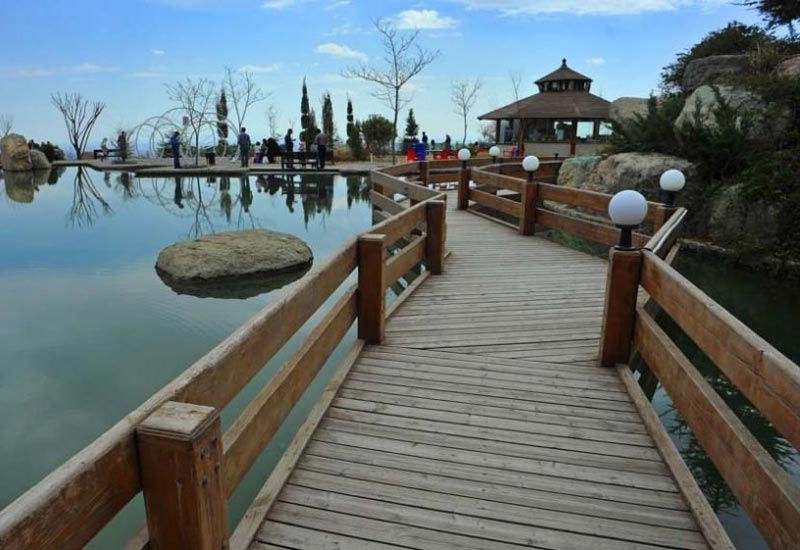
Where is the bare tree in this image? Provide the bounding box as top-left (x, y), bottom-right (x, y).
top-left (509, 71), bottom-right (525, 151)
top-left (343, 18), bottom-right (440, 163)
top-left (479, 121), bottom-right (497, 144)
top-left (451, 78), bottom-right (482, 148)
top-left (224, 67), bottom-right (270, 132)
top-left (166, 77), bottom-right (216, 166)
top-left (51, 93), bottom-right (106, 159)
top-left (266, 104), bottom-right (279, 138)
top-left (0, 114), bottom-right (12, 137)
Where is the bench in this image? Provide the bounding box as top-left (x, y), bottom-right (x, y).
top-left (280, 151), bottom-right (319, 170)
top-left (93, 148), bottom-right (121, 160)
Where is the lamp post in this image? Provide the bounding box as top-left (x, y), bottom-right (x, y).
top-left (522, 155), bottom-right (540, 183)
top-left (489, 145), bottom-right (501, 164)
top-left (608, 190), bottom-right (648, 250)
top-left (458, 148), bottom-right (471, 170)
top-left (659, 169), bottom-right (685, 207)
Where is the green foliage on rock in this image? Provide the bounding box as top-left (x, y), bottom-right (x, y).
top-left (39, 141), bottom-right (65, 162)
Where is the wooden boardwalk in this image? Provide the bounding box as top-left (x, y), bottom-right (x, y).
top-left (251, 201), bottom-right (711, 549)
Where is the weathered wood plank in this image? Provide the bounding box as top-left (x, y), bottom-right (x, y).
top-left (634, 309), bottom-right (800, 550)
top-left (384, 235), bottom-right (427, 289)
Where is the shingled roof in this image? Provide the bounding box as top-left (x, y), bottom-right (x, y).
top-left (535, 58), bottom-right (592, 84)
top-left (478, 91), bottom-right (610, 121)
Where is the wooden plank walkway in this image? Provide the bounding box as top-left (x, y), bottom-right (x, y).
top-left (250, 200), bottom-right (710, 549)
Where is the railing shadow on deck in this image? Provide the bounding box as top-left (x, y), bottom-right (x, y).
top-left (0, 164), bottom-right (444, 549)
top-left (446, 158), bottom-right (800, 550)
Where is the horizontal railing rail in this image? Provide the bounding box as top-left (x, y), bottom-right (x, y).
top-left (0, 163), bottom-right (445, 550)
top-left (459, 161), bottom-right (666, 247)
top-left (596, 218), bottom-right (800, 549)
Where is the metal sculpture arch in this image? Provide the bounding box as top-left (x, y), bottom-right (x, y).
top-left (127, 107), bottom-right (239, 159)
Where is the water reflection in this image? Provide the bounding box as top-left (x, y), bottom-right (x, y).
top-left (68, 167), bottom-right (113, 227)
top-left (2, 169), bottom-right (52, 203)
top-left (158, 264), bottom-right (312, 300)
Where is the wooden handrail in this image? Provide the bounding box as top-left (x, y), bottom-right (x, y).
top-left (634, 307), bottom-right (800, 549)
top-left (639, 251), bottom-right (800, 449)
top-left (0, 164), bottom-right (446, 550)
top-left (644, 207), bottom-right (687, 258)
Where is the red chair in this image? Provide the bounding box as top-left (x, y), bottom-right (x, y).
top-left (407, 148), bottom-right (416, 161)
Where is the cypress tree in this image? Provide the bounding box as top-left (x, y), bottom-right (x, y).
top-left (300, 77), bottom-right (310, 142)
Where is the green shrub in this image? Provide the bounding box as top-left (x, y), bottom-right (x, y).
top-left (39, 141), bottom-right (65, 162)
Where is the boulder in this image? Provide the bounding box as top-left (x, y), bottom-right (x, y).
top-left (707, 183), bottom-right (780, 249)
top-left (674, 85), bottom-right (787, 141)
top-left (3, 171), bottom-right (35, 203)
top-left (155, 229), bottom-right (313, 298)
top-left (777, 54), bottom-right (800, 79)
top-left (609, 97), bottom-right (651, 125)
top-left (681, 55), bottom-right (749, 93)
top-left (557, 152), bottom-right (696, 200)
top-left (30, 150), bottom-right (51, 171)
top-left (0, 133), bottom-right (32, 171)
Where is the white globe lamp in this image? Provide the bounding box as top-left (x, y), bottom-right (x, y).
top-left (489, 145), bottom-right (501, 161)
top-left (608, 190), bottom-right (648, 249)
top-left (458, 148), bottom-right (471, 162)
top-left (659, 169), bottom-right (685, 206)
top-left (522, 155), bottom-right (540, 182)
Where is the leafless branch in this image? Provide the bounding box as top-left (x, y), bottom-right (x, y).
top-left (342, 17), bottom-right (440, 163)
top-left (0, 114), bottom-right (12, 137)
top-left (166, 77), bottom-right (216, 165)
top-left (51, 93), bottom-right (106, 159)
top-left (224, 67), bottom-right (270, 132)
top-left (451, 78), bottom-right (483, 147)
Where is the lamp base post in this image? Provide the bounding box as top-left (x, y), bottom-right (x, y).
top-left (615, 225), bottom-right (637, 250)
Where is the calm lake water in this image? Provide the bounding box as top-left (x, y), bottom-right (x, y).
top-left (0, 167), bottom-right (796, 547)
top-left (0, 166), bottom-right (373, 546)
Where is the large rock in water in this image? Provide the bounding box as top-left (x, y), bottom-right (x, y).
top-left (0, 133), bottom-right (32, 171)
top-left (681, 55), bottom-right (749, 93)
top-left (156, 230), bottom-right (313, 299)
top-left (557, 153), bottom-right (697, 199)
top-left (30, 150), bottom-right (51, 170)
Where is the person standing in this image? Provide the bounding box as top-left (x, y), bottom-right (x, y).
top-left (170, 131), bottom-right (181, 169)
top-left (117, 131), bottom-right (128, 162)
top-left (421, 131), bottom-right (428, 146)
top-left (284, 128), bottom-right (294, 169)
top-left (238, 127), bottom-right (252, 168)
top-left (314, 128), bottom-right (328, 170)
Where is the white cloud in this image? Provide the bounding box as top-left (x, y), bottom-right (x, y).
top-left (314, 43), bottom-right (367, 61)
top-left (448, 0), bottom-right (726, 16)
top-left (262, 0), bottom-right (308, 8)
top-left (152, 49), bottom-right (165, 55)
top-left (324, 0), bottom-right (350, 9)
top-left (586, 57), bottom-right (606, 66)
top-left (238, 63), bottom-right (283, 73)
top-left (395, 9), bottom-right (459, 29)
top-left (3, 63), bottom-right (119, 77)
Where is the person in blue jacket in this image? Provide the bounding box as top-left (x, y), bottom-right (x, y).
top-left (170, 131), bottom-right (181, 169)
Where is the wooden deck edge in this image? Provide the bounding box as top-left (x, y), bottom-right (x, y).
top-left (228, 339), bottom-right (365, 550)
top-left (616, 364), bottom-right (734, 550)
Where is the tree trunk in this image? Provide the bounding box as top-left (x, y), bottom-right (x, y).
top-left (392, 88), bottom-right (399, 165)
top-left (462, 117), bottom-right (467, 150)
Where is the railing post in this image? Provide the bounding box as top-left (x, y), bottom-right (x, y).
top-left (425, 200), bottom-right (446, 274)
top-left (520, 181), bottom-right (538, 236)
top-left (358, 233), bottom-right (386, 344)
top-left (137, 401), bottom-right (228, 550)
top-left (599, 248), bottom-right (643, 367)
top-left (457, 165), bottom-right (470, 210)
top-left (419, 160), bottom-right (428, 186)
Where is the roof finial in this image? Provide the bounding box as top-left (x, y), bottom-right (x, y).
top-left (561, 58), bottom-right (567, 67)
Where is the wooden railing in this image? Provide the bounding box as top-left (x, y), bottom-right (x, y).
top-left (459, 162), bottom-right (671, 246)
top-left (595, 209), bottom-right (800, 549)
top-left (0, 166), bottom-right (444, 549)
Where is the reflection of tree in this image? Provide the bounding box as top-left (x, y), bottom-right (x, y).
top-left (346, 175), bottom-right (371, 208)
top-left (114, 172), bottom-right (137, 200)
top-left (298, 175), bottom-right (334, 227)
top-left (68, 167), bottom-right (112, 227)
top-left (651, 314), bottom-right (797, 515)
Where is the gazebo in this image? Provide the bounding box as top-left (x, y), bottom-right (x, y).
top-left (478, 59), bottom-right (611, 157)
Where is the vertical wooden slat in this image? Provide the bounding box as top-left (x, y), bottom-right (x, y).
top-left (137, 401), bottom-right (227, 550)
top-left (599, 248), bottom-right (642, 367)
top-left (519, 181), bottom-right (538, 235)
top-left (419, 160), bottom-right (428, 186)
top-left (425, 200), bottom-right (446, 274)
top-left (358, 234), bottom-right (386, 344)
top-left (457, 166), bottom-right (470, 210)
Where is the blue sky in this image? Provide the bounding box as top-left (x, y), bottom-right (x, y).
top-left (0, 0), bottom-right (761, 147)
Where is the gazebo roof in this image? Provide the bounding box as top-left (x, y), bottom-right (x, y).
top-left (535, 59), bottom-right (592, 84)
top-left (478, 91), bottom-right (610, 121)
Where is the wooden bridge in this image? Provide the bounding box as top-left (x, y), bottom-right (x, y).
top-left (1, 158), bottom-right (799, 549)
